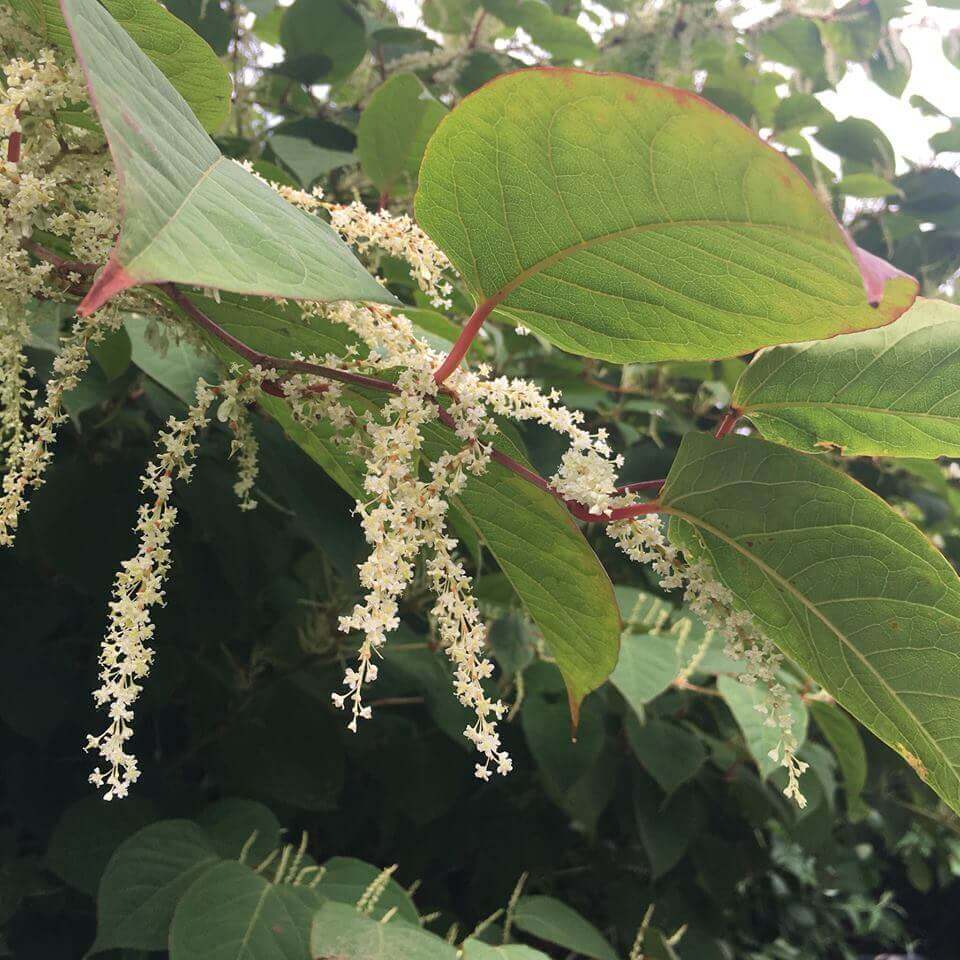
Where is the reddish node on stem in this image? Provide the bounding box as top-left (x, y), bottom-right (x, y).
top-left (7, 107), bottom-right (21, 164)
top-left (433, 297), bottom-right (499, 384)
top-left (714, 410), bottom-right (740, 439)
top-left (77, 258), bottom-right (137, 316)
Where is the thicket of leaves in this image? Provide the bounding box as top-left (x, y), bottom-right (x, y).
top-left (2, 0), bottom-right (960, 956)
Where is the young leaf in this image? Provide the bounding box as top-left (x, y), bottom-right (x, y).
top-left (310, 902), bottom-right (456, 960)
top-left (660, 431), bottom-right (960, 814)
top-left (60, 0), bottom-right (393, 315)
top-left (12, 0), bottom-right (231, 131)
top-left (358, 74), bottom-right (447, 197)
top-left (511, 896), bottom-right (618, 960)
top-left (92, 820), bottom-right (220, 952)
top-left (169, 860), bottom-right (322, 960)
top-left (733, 298), bottom-right (960, 458)
top-left (415, 69), bottom-right (916, 363)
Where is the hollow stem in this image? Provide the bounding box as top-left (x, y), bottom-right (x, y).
top-left (7, 107), bottom-right (21, 164)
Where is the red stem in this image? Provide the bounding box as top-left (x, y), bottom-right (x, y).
top-left (7, 107), bottom-right (21, 164)
top-left (433, 297), bottom-right (499, 384)
top-left (18, 242), bottom-right (664, 527)
top-left (714, 409), bottom-right (740, 439)
top-left (24, 239), bottom-right (99, 275)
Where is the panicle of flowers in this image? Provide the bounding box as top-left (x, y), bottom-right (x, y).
top-left (231, 158), bottom-right (325, 213)
top-left (86, 380), bottom-right (216, 800)
top-left (607, 514), bottom-right (809, 807)
top-left (327, 201), bottom-right (456, 308)
top-left (0, 310), bottom-right (34, 459)
top-left (217, 365), bottom-right (274, 512)
top-left (0, 307), bottom-right (120, 545)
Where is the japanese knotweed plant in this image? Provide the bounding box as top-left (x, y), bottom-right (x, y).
top-left (4, 0), bottom-right (960, 821)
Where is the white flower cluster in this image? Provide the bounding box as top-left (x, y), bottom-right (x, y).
top-left (0, 309), bottom-right (121, 545)
top-left (86, 381), bottom-right (216, 800)
top-left (608, 514), bottom-right (808, 806)
top-left (328, 201), bottom-right (456, 309)
top-left (217, 366), bottom-right (271, 512)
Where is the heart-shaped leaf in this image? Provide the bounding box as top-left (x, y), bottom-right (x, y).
top-left (169, 860), bottom-right (322, 960)
top-left (415, 68), bottom-right (916, 363)
top-left (92, 820), bottom-right (220, 952)
top-left (733, 298), bottom-right (960, 458)
top-left (11, 0), bottom-right (231, 131)
top-left (60, 0), bottom-right (392, 316)
top-left (661, 431), bottom-right (960, 813)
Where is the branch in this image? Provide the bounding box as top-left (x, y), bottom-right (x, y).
top-left (23, 239), bottom-right (99, 276)
top-left (162, 284), bottom-right (661, 525)
top-left (7, 107), bottom-right (21, 164)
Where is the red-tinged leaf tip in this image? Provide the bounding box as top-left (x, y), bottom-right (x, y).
top-left (568, 688), bottom-right (581, 737)
top-left (844, 232), bottom-right (915, 309)
top-left (77, 259), bottom-right (136, 316)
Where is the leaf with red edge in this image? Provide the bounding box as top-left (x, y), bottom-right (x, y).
top-left (416, 68), bottom-right (918, 364)
top-left (60, 0), bottom-right (392, 317)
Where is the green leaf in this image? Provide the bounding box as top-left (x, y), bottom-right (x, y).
top-left (483, 0), bottom-right (596, 60)
top-left (310, 902), bottom-right (456, 960)
top-left (92, 820), bottom-right (220, 952)
top-left (626, 717), bottom-right (707, 794)
top-left (279, 0), bottom-right (367, 84)
top-left (512, 896), bottom-right (617, 960)
top-left (90, 325), bottom-right (131, 381)
top-left (196, 799), bottom-right (283, 864)
top-left (815, 118), bottom-right (895, 175)
top-left (733, 298), bottom-right (960, 458)
top-left (169, 860), bottom-right (322, 960)
top-left (61, 0), bottom-right (393, 313)
top-left (420, 423), bottom-right (622, 715)
top-left (931, 125), bottom-right (960, 154)
top-left (125, 315), bottom-right (219, 404)
top-left (164, 0), bottom-right (233, 56)
top-left (415, 69), bottom-right (915, 364)
top-left (757, 19), bottom-right (827, 86)
top-left (13, 0), bottom-right (231, 130)
top-left (837, 173), bottom-right (901, 198)
top-left (773, 93), bottom-right (833, 131)
top-left (809, 700), bottom-right (868, 815)
top-left (358, 74), bottom-right (447, 196)
top-left (269, 135), bottom-right (357, 187)
top-left (46, 796), bottom-right (155, 897)
top-left (661, 431), bottom-right (960, 813)
top-left (462, 941), bottom-right (550, 960)
top-left (313, 857), bottom-right (419, 923)
top-left (717, 675), bottom-right (809, 779)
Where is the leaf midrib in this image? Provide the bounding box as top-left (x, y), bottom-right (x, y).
top-left (664, 505), bottom-right (959, 797)
top-left (125, 155), bottom-right (225, 274)
top-left (474, 218), bottom-right (852, 312)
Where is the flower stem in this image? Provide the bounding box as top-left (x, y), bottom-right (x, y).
top-left (7, 107), bottom-right (21, 164)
